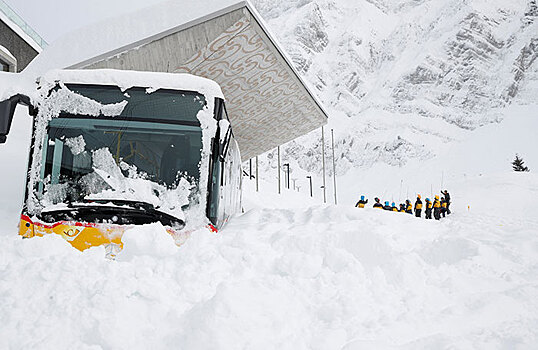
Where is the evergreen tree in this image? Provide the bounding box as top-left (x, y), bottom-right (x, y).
top-left (512, 154), bottom-right (530, 172)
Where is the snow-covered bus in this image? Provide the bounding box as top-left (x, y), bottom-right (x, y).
top-left (0, 69), bottom-right (242, 252)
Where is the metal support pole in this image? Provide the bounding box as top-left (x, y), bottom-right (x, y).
top-left (331, 129), bottom-right (337, 205)
top-left (277, 146), bottom-right (281, 194)
top-left (321, 127), bottom-right (327, 203)
top-left (256, 156), bottom-right (259, 192)
top-left (249, 159), bottom-right (252, 179)
top-left (307, 176), bottom-right (313, 197)
top-left (283, 163), bottom-right (290, 189)
top-left (287, 164), bottom-right (290, 190)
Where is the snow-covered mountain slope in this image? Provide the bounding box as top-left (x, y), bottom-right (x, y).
top-left (254, 0), bottom-right (538, 123)
top-left (250, 0), bottom-right (538, 173)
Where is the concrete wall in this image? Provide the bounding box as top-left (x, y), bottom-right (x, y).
top-left (0, 19), bottom-right (39, 72)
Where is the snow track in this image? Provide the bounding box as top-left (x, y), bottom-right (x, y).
top-left (1, 204), bottom-right (537, 349)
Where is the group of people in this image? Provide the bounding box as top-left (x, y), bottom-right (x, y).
top-left (355, 190), bottom-right (451, 220)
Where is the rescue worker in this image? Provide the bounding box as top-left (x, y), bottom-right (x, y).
top-left (392, 202), bottom-right (399, 212)
top-left (415, 194), bottom-right (423, 218)
top-left (425, 198), bottom-right (433, 219)
top-left (440, 197), bottom-right (447, 218)
top-left (399, 203), bottom-right (406, 212)
top-left (355, 195), bottom-right (368, 208)
top-left (373, 197), bottom-right (383, 209)
top-left (443, 190), bottom-right (451, 214)
top-left (383, 201), bottom-right (392, 211)
top-left (405, 199), bottom-right (413, 214)
top-left (433, 195), bottom-right (441, 220)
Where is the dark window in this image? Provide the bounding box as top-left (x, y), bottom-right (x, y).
top-left (66, 84), bottom-right (206, 124)
top-left (0, 60), bottom-right (9, 72)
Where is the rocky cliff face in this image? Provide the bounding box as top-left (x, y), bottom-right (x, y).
top-left (249, 0), bottom-right (538, 175)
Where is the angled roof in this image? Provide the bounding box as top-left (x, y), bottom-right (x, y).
top-left (26, 0), bottom-right (328, 160)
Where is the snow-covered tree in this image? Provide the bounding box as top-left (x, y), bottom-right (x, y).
top-left (512, 154), bottom-right (530, 172)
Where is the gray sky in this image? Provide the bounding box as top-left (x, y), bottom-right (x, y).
top-left (4, 0), bottom-right (167, 43)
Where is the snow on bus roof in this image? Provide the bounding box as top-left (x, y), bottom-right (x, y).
top-left (40, 69), bottom-right (224, 99)
top-left (0, 71), bottom-right (36, 102)
top-left (25, 0), bottom-right (247, 76)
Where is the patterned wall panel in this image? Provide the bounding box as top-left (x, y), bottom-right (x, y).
top-left (174, 13), bottom-right (326, 160)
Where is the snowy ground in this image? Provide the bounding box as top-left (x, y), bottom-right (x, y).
top-left (1, 177), bottom-right (538, 349)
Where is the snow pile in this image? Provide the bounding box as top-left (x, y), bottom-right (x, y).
top-left (118, 222), bottom-right (178, 261)
top-left (1, 191), bottom-right (538, 349)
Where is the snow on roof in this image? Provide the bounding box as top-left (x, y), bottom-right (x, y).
top-left (0, 71), bottom-right (36, 102)
top-left (25, 0), bottom-right (246, 76)
top-left (41, 69), bottom-right (224, 99)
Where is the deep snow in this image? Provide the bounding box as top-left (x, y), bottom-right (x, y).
top-left (1, 177), bottom-right (538, 349)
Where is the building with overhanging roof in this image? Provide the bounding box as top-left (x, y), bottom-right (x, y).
top-left (27, 0), bottom-right (327, 160)
top-left (0, 0), bottom-right (46, 72)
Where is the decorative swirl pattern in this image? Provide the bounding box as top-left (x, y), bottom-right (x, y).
top-left (175, 15), bottom-right (326, 160)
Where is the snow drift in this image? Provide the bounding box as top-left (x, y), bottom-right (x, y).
top-left (1, 194), bottom-right (538, 349)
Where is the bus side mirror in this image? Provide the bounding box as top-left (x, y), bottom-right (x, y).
top-left (0, 94), bottom-right (32, 144)
top-left (218, 120), bottom-right (231, 161)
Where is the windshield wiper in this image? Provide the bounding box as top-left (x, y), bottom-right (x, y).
top-left (81, 198), bottom-right (156, 211)
top-left (40, 203), bottom-right (185, 230)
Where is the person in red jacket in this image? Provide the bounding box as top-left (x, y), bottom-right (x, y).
top-left (373, 197), bottom-right (383, 209)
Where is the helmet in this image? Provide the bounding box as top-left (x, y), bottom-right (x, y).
top-left (418, 194), bottom-right (421, 199)
top-left (392, 202), bottom-right (396, 207)
top-left (361, 195), bottom-right (365, 201)
top-left (435, 195), bottom-right (439, 200)
top-left (426, 198), bottom-right (430, 202)
top-left (375, 197), bottom-right (380, 202)
top-left (385, 201), bottom-right (389, 206)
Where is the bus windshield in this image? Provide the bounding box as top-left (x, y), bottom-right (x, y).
top-left (37, 86), bottom-right (206, 213)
